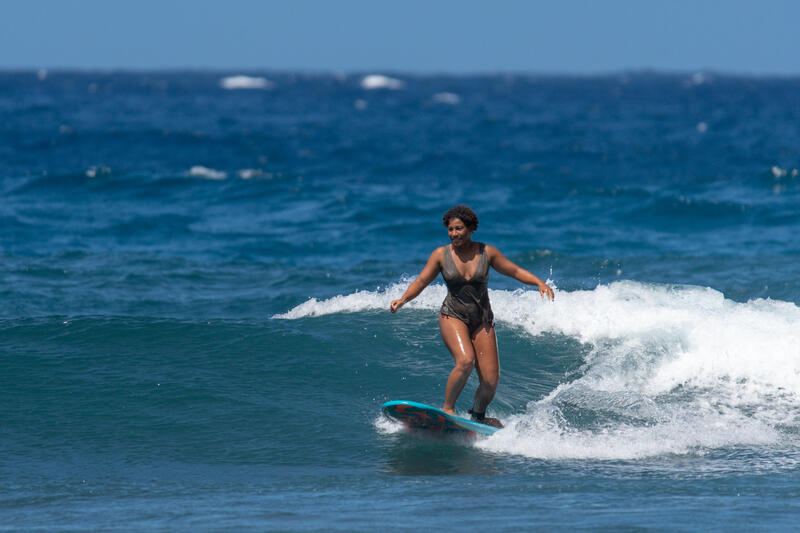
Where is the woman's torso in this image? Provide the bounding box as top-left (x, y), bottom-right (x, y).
top-left (440, 242), bottom-right (493, 327)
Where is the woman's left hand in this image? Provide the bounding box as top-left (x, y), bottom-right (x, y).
top-left (538, 283), bottom-right (555, 301)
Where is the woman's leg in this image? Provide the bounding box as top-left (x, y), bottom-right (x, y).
top-left (471, 323), bottom-right (499, 413)
top-left (439, 314), bottom-right (476, 414)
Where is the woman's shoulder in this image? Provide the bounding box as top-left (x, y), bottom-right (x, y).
top-left (429, 245), bottom-right (448, 260)
top-left (481, 243), bottom-right (502, 260)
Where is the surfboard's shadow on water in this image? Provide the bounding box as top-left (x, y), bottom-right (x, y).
top-left (379, 431), bottom-right (500, 476)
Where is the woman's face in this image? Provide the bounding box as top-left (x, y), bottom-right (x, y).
top-left (447, 217), bottom-right (473, 246)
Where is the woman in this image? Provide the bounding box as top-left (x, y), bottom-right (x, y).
top-left (390, 205), bottom-right (554, 427)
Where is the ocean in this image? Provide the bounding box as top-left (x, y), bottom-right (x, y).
top-left (1, 70), bottom-right (799, 531)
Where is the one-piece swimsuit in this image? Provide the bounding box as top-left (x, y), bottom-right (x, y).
top-left (440, 242), bottom-right (494, 334)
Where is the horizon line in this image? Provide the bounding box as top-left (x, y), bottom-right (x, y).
top-left (2, 66), bottom-right (799, 79)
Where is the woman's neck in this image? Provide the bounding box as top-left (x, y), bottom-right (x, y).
top-left (452, 240), bottom-right (474, 254)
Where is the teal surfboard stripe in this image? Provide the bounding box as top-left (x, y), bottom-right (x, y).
top-left (382, 400), bottom-right (499, 436)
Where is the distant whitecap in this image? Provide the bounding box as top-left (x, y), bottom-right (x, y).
top-left (360, 74), bottom-right (404, 90)
top-left (238, 169), bottom-right (263, 180)
top-left (771, 166), bottom-right (787, 178)
top-left (686, 72), bottom-right (712, 87)
top-left (220, 76), bottom-right (275, 90)
top-left (771, 165), bottom-right (786, 179)
top-left (85, 165), bottom-right (110, 178)
top-left (354, 99), bottom-right (368, 110)
top-left (37, 69), bottom-right (48, 81)
top-left (696, 122), bottom-right (708, 133)
top-left (432, 92), bottom-right (461, 105)
top-left (189, 166), bottom-right (227, 180)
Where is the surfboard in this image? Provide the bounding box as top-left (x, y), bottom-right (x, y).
top-left (382, 400), bottom-right (499, 436)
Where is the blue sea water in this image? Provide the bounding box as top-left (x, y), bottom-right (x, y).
top-left (1, 70), bottom-right (800, 530)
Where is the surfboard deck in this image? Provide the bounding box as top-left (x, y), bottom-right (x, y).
top-left (382, 400), bottom-right (499, 436)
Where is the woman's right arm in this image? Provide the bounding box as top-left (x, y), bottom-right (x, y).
top-left (390, 248), bottom-right (443, 313)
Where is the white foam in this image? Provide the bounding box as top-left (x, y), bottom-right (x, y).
top-left (772, 165), bottom-right (787, 178)
top-left (220, 75), bottom-right (275, 90)
top-left (432, 92), bottom-right (461, 105)
top-left (238, 168), bottom-right (263, 179)
top-left (360, 74), bottom-right (405, 90)
top-left (478, 404), bottom-right (778, 460)
top-left (495, 281), bottom-right (800, 395)
top-left (688, 72), bottom-right (710, 86)
top-left (274, 279), bottom-right (446, 319)
top-left (282, 280), bottom-right (800, 460)
top-left (188, 166), bottom-right (227, 180)
top-left (85, 165), bottom-right (110, 178)
top-left (374, 415), bottom-right (404, 435)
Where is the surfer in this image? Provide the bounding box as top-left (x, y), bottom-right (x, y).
top-left (390, 205), bottom-right (554, 427)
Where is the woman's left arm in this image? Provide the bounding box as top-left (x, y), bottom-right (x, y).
top-left (486, 245), bottom-right (555, 300)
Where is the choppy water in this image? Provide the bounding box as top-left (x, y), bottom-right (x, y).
top-left (2, 70), bottom-right (800, 530)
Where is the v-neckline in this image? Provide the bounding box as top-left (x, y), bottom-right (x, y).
top-left (449, 243), bottom-right (480, 282)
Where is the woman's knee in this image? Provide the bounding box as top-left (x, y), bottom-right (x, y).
top-left (454, 357), bottom-right (475, 374)
top-left (481, 379), bottom-right (498, 394)
top-left (479, 371), bottom-right (499, 391)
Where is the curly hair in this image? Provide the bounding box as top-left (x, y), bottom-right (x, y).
top-left (442, 205), bottom-right (479, 231)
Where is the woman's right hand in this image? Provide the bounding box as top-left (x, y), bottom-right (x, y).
top-left (390, 299), bottom-right (404, 313)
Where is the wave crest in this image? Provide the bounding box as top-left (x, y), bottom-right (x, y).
top-left (281, 280), bottom-right (800, 460)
